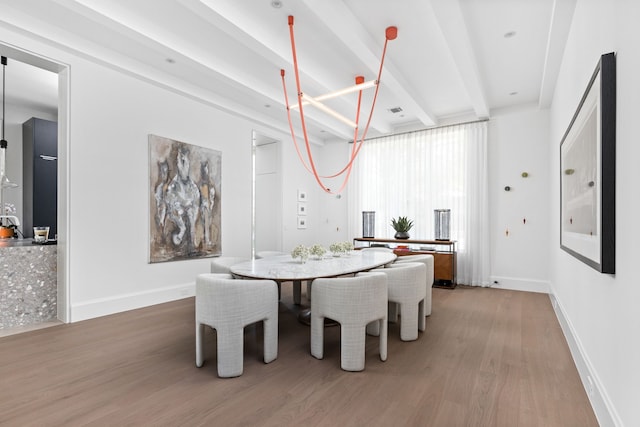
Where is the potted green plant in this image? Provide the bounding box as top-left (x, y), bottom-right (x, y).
top-left (391, 216), bottom-right (413, 240)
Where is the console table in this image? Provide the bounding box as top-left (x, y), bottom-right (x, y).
top-left (353, 237), bottom-right (457, 288)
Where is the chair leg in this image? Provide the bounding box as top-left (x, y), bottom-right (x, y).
top-left (293, 280), bottom-right (302, 305)
top-left (217, 327), bottom-right (245, 378)
top-left (195, 322), bottom-right (205, 367)
top-left (263, 317), bottom-right (278, 364)
top-left (425, 288), bottom-right (432, 317)
top-left (379, 318), bottom-right (388, 361)
top-left (277, 283), bottom-right (282, 301)
top-left (418, 299), bottom-right (426, 332)
top-left (399, 302), bottom-right (419, 341)
top-left (310, 313), bottom-right (324, 360)
top-left (340, 325), bottom-right (366, 371)
top-left (366, 320), bottom-right (380, 336)
top-left (388, 302), bottom-right (399, 323)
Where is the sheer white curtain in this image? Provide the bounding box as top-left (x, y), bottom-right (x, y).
top-left (348, 121), bottom-right (490, 286)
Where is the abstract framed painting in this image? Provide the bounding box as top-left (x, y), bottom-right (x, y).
top-left (560, 52), bottom-right (615, 273)
top-left (149, 135), bottom-right (222, 263)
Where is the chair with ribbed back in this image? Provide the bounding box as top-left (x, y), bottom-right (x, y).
top-left (195, 273), bottom-right (279, 378)
top-left (210, 256), bottom-right (250, 274)
top-left (310, 272), bottom-right (388, 371)
top-left (393, 254), bottom-right (434, 316)
top-left (368, 262), bottom-right (426, 341)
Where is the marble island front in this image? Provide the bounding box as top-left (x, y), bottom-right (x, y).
top-left (0, 239), bottom-right (57, 329)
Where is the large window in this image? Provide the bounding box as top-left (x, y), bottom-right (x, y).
top-left (348, 121), bottom-right (490, 286)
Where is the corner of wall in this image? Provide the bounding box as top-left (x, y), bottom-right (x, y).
top-left (488, 276), bottom-right (549, 293)
top-left (549, 291), bottom-right (622, 427)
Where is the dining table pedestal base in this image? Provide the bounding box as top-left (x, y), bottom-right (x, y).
top-left (297, 308), bottom-right (339, 327)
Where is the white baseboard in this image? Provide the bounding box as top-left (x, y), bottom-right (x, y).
top-left (70, 281), bottom-right (195, 322)
top-left (488, 276), bottom-right (549, 293)
top-left (549, 291), bottom-right (622, 427)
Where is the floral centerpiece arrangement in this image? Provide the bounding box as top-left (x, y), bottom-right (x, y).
top-left (329, 241), bottom-right (354, 256)
top-left (329, 242), bottom-right (343, 256)
top-left (309, 244), bottom-right (327, 259)
top-left (291, 244), bottom-right (310, 263)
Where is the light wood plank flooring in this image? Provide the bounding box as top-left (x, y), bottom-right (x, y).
top-left (0, 285), bottom-right (598, 426)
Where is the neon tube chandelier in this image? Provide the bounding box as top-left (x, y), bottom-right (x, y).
top-left (280, 15), bottom-right (397, 194)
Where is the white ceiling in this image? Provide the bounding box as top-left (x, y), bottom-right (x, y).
top-left (0, 0), bottom-right (577, 143)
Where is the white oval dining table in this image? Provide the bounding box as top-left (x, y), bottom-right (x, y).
top-left (229, 250), bottom-right (396, 282)
top-left (230, 250), bottom-right (397, 325)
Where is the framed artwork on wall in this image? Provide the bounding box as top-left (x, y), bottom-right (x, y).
top-left (297, 216), bottom-right (307, 229)
top-left (297, 202), bottom-right (307, 215)
top-left (560, 52), bottom-right (616, 273)
top-left (148, 134), bottom-right (222, 263)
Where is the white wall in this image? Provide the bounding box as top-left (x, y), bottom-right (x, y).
top-left (316, 141), bottom-right (350, 246)
top-left (0, 26), bottom-right (259, 322)
top-left (488, 108), bottom-right (551, 293)
top-left (279, 136), bottom-right (347, 251)
top-left (549, 1), bottom-right (640, 425)
top-left (254, 140), bottom-right (283, 254)
top-left (67, 58), bottom-right (254, 314)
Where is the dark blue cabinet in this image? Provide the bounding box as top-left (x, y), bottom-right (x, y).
top-left (23, 118), bottom-right (57, 239)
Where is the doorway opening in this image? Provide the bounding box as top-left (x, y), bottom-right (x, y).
top-left (252, 130), bottom-right (283, 257)
top-left (0, 42), bottom-right (70, 329)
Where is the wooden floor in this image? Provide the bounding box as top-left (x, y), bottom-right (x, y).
top-left (0, 285), bottom-right (598, 426)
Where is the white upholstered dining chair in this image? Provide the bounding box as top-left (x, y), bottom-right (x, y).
top-left (210, 256), bottom-right (250, 274)
top-left (369, 261), bottom-right (426, 341)
top-left (195, 274), bottom-right (279, 378)
top-left (393, 254), bottom-right (434, 316)
top-left (310, 272), bottom-right (388, 371)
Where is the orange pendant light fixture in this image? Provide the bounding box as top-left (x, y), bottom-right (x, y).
top-left (280, 16), bottom-right (397, 194)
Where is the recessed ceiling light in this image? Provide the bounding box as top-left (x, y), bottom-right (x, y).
top-left (264, 104), bottom-right (271, 108)
top-left (389, 107), bottom-right (403, 114)
top-left (509, 91), bottom-right (518, 96)
top-left (504, 31), bottom-right (516, 38)
top-left (166, 58), bottom-right (176, 64)
top-left (271, 0), bottom-right (283, 8)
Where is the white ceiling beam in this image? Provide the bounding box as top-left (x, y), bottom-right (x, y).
top-left (301, 0), bottom-right (437, 128)
top-left (185, 0), bottom-right (367, 140)
top-left (54, 0), bottom-right (345, 142)
top-left (2, 0), bottom-right (325, 145)
top-left (429, 0), bottom-right (490, 119)
top-left (539, 0), bottom-right (577, 108)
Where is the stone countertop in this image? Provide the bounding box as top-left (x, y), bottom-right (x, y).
top-left (0, 239), bottom-right (57, 248)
